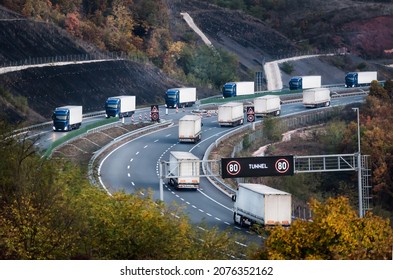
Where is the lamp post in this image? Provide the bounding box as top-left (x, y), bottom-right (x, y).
top-left (352, 107), bottom-right (363, 218)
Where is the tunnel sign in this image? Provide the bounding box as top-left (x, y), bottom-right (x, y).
top-left (221, 155), bottom-right (294, 178)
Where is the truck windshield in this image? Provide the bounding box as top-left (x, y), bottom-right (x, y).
top-left (53, 113), bottom-right (68, 120)
top-left (166, 91), bottom-right (177, 99)
top-left (106, 104), bottom-right (119, 109)
top-left (223, 85), bottom-right (234, 92)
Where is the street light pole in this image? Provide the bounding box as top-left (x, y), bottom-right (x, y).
top-left (352, 107), bottom-right (363, 218)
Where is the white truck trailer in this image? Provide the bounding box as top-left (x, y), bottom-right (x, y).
top-left (167, 151), bottom-right (200, 190)
top-left (218, 102), bottom-right (244, 127)
top-left (105, 95), bottom-right (136, 118)
top-left (233, 183), bottom-right (292, 227)
top-left (222, 81), bottom-right (255, 98)
top-left (254, 95), bottom-right (281, 117)
top-left (345, 71), bottom-right (377, 87)
top-left (302, 87), bottom-right (331, 108)
top-left (289, 75), bottom-right (321, 90)
top-left (165, 87), bottom-right (197, 108)
top-left (178, 115), bottom-right (202, 143)
top-left (52, 105), bottom-right (83, 131)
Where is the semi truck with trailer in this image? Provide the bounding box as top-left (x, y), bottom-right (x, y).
top-left (105, 95), bottom-right (136, 118)
top-left (52, 105), bottom-right (82, 131)
top-left (289, 75), bottom-right (321, 90)
top-left (222, 81), bottom-right (254, 98)
top-left (345, 71), bottom-right (377, 87)
top-left (165, 87), bottom-right (197, 108)
top-left (302, 87), bottom-right (331, 108)
top-left (167, 151), bottom-right (200, 190)
top-left (232, 183), bottom-right (292, 227)
top-left (217, 102), bottom-right (244, 127)
top-left (254, 95), bottom-right (281, 117)
top-left (178, 115), bottom-right (202, 143)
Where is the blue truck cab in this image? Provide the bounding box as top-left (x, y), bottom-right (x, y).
top-left (222, 82), bottom-right (237, 98)
top-left (105, 97), bottom-right (121, 118)
top-left (345, 72), bottom-right (358, 87)
top-left (165, 89), bottom-right (180, 108)
top-left (52, 108), bottom-right (69, 131)
top-left (288, 76), bottom-right (302, 90)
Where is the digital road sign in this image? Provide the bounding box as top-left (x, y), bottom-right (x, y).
top-left (221, 155), bottom-right (294, 178)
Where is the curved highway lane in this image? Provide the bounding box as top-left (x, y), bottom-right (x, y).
top-left (99, 94), bottom-right (366, 232)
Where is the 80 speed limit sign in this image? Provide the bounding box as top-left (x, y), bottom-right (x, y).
top-left (275, 158), bottom-right (290, 173)
top-left (226, 160), bottom-right (241, 176)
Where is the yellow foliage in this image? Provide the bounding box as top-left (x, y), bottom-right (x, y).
top-left (264, 197), bottom-right (393, 260)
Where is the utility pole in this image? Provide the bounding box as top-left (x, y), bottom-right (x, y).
top-left (352, 107), bottom-right (363, 218)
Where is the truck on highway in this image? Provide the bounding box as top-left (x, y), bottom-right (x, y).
top-left (345, 71), bottom-right (377, 87)
top-left (105, 95), bottom-right (136, 118)
top-left (222, 81), bottom-right (254, 98)
top-left (218, 102), bottom-right (244, 126)
top-left (178, 115), bottom-right (202, 143)
top-left (52, 105), bottom-right (83, 131)
top-left (289, 75), bottom-right (321, 90)
top-left (165, 87), bottom-right (197, 108)
top-left (254, 95), bottom-right (281, 117)
top-left (167, 151), bottom-right (200, 190)
top-left (232, 183), bottom-right (292, 227)
top-left (302, 87), bottom-right (331, 108)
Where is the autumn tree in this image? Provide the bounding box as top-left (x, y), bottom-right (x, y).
top-left (256, 196), bottom-right (393, 260)
top-left (0, 122), bottom-right (251, 259)
top-left (0, 122), bottom-right (83, 259)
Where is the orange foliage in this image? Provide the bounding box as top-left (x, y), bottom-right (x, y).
top-left (64, 12), bottom-right (81, 37)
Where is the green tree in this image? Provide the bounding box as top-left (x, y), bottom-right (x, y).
top-left (369, 80), bottom-right (389, 99)
top-left (384, 79), bottom-right (393, 99)
top-left (263, 116), bottom-right (285, 142)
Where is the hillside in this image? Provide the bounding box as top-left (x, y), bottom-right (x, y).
top-left (2, 1), bottom-right (393, 125)
top-left (0, 6), bottom-right (196, 125)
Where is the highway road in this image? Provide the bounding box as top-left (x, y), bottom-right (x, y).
top-left (98, 94), bottom-right (366, 234)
